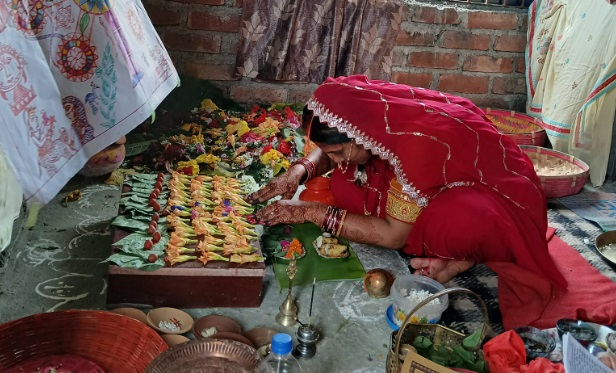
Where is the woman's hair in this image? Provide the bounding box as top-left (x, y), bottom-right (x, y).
top-left (301, 106), bottom-right (350, 145)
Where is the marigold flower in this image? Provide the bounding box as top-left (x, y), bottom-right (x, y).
top-left (200, 98), bottom-right (219, 112)
top-left (177, 160), bottom-right (199, 176)
top-left (195, 153), bottom-right (220, 165)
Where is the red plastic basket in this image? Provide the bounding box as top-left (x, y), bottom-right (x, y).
top-left (485, 108), bottom-right (547, 146)
top-left (0, 310), bottom-right (168, 373)
top-left (520, 146), bottom-right (590, 198)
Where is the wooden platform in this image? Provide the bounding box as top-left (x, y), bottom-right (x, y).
top-left (106, 230), bottom-right (266, 309)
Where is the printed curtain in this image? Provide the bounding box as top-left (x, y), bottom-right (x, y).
top-left (0, 0), bottom-right (179, 203)
top-left (235, 0), bottom-right (407, 84)
top-left (526, 0), bottom-right (616, 186)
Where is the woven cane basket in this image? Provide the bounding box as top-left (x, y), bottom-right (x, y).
top-left (521, 145), bottom-right (590, 198)
top-left (386, 288), bottom-right (489, 373)
top-left (485, 108), bottom-right (547, 146)
top-left (0, 310), bottom-right (167, 372)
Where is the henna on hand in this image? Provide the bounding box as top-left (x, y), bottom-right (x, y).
top-left (256, 200), bottom-right (327, 226)
top-left (246, 165), bottom-right (304, 204)
top-left (338, 214), bottom-right (384, 245)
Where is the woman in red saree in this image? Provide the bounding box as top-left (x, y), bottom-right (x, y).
top-left (249, 75), bottom-right (567, 306)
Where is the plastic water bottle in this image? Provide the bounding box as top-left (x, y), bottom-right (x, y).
top-left (257, 333), bottom-right (303, 373)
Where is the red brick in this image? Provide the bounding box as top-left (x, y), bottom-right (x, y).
top-left (409, 51), bottom-right (459, 69)
top-left (392, 50), bottom-right (407, 67)
top-left (170, 0), bottom-right (223, 4)
top-left (145, 7), bottom-right (181, 26)
top-left (515, 58), bottom-right (526, 73)
top-left (468, 12), bottom-right (517, 30)
top-left (438, 74), bottom-right (489, 94)
top-left (230, 86), bottom-right (288, 104)
top-left (181, 62), bottom-right (239, 81)
top-left (492, 76), bottom-right (527, 94)
top-left (235, 0), bottom-right (243, 6)
top-left (494, 34), bottom-right (527, 52)
top-left (188, 10), bottom-right (241, 32)
top-left (463, 55), bottom-right (513, 73)
top-left (412, 6), bottom-right (460, 24)
top-left (161, 31), bottom-right (220, 53)
top-left (289, 87), bottom-right (317, 105)
top-left (441, 31), bottom-right (490, 51)
top-left (391, 72), bottom-right (433, 88)
top-left (396, 31), bottom-right (437, 46)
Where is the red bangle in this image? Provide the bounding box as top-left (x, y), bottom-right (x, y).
top-left (291, 158), bottom-right (316, 184)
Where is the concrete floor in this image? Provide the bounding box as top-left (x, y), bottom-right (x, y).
top-left (1, 177), bottom-right (616, 372)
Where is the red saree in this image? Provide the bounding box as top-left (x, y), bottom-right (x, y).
top-left (308, 75), bottom-right (568, 326)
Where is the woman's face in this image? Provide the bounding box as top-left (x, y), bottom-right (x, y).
top-left (316, 140), bottom-right (372, 165)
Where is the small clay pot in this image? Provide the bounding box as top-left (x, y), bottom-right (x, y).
top-left (299, 176), bottom-right (335, 205)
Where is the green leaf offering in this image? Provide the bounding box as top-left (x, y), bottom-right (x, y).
top-left (413, 336), bottom-right (433, 350)
top-left (130, 173), bottom-right (159, 181)
top-left (113, 232), bottom-right (150, 247)
top-left (111, 215), bottom-right (150, 232)
top-left (102, 253), bottom-right (163, 271)
top-left (462, 330), bottom-right (482, 350)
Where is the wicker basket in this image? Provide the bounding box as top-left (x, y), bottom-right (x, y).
top-left (520, 145), bottom-right (590, 198)
top-left (386, 288), bottom-right (489, 373)
top-left (0, 310), bottom-right (168, 372)
top-left (485, 108), bottom-right (547, 146)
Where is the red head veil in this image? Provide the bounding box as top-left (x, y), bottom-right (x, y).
top-left (306, 75), bottom-right (545, 215)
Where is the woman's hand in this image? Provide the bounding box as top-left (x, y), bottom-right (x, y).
top-left (256, 200), bottom-right (326, 226)
top-left (246, 165), bottom-right (305, 204)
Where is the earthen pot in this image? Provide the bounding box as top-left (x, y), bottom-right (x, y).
top-left (299, 176), bottom-right (335, 205)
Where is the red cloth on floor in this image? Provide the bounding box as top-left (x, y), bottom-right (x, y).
top-left (494, 228), bottom-right (616, 330)
top-left (483, 330), bottom-right (564, 373)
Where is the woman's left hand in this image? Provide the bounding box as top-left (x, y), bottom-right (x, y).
top-left (256, 200), bottom-right (327, 226)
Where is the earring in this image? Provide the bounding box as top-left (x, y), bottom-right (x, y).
top-left (337, 143), bottom-right (353, 173)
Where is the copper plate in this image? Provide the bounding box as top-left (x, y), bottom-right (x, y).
top-left (145, 339), bottom-right (261, 373)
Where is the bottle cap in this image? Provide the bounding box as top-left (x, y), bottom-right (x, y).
top-left (271, 333), bottom-right (293, 355)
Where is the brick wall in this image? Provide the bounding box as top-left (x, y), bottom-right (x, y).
top-left (144, 0), bottom-right (528, 110)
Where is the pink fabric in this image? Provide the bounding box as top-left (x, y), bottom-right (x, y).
top-left (498, 228), bottom-right (616, 330)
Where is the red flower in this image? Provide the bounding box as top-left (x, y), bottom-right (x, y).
top-left (277, 140), bottom-right (292, 156)
top-left (261, 144), bottom-right (273, 155)
top-left (178, 167), bottom-right (194, 176)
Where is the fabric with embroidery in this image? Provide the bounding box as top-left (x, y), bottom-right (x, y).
top-left (0, 0), bottom-right (179, 203)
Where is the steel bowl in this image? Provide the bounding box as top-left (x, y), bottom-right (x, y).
top-left (595, 231), bottom-right (616, 270)
top-left (556, 319), bottom-right (598, 346)
top-left (514, 326), bottom-right (556, 360)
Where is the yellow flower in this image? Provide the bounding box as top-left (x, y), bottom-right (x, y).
top-left (195, 154), bottom-right (220, 165)
top-left (200, 99), bottom-right (219, 112)
top-left (176, 160), bottom-right (200, 175)
top-left (225, 120), bottom-right (250, 137)
top-left (280, 159), bottom-right (290, 170)
top-left (181, 122), bottom-right (201, 134)
top-left (205, 128), bottom-right (223, 137)
top-left (260, 149), bottom-right (283, 165)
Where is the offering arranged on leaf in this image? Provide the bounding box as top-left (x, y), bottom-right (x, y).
top-left (411, 330), bottom-right (487, 373)
top-left (163, 171), bottom-right (264, 267)
top-left (279, 238), bottom-right (306, 260)
top-left (313, 233), bottom-right (349, 259)
top-left (105, 171), bottom-right (264, 271)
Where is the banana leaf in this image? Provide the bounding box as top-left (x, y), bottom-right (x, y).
top-left (263, 223), bottom-right (365, 289)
